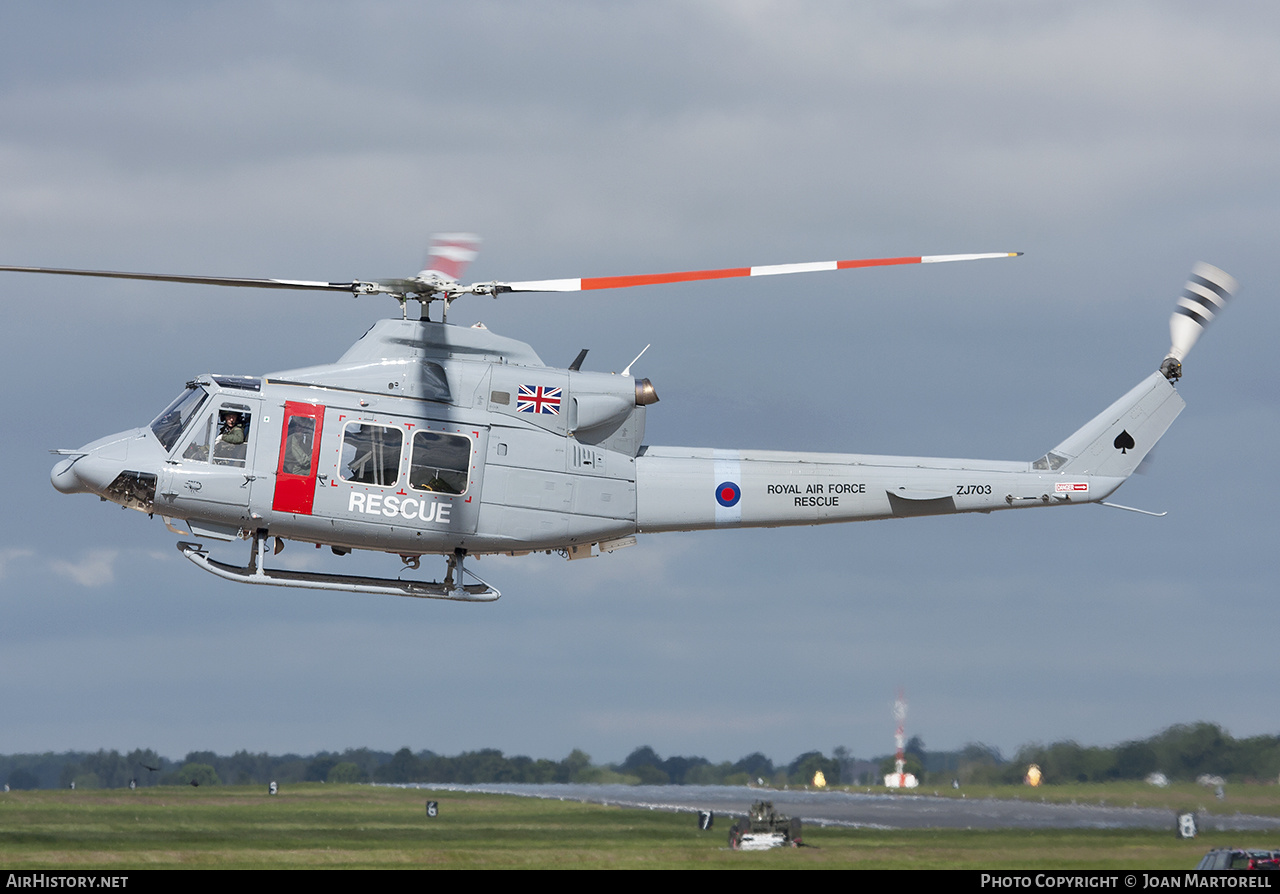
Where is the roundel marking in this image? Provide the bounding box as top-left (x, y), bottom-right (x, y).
top-left (715, 481), bottom-right (741, 508)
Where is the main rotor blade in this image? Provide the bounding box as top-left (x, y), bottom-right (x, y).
top-left (492, 252), bottom-right (1021, 293)
top-left (0, 265), bottom-right (385, 294)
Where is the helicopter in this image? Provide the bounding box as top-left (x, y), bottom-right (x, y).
top-left (3, 238), bottom-right (1236, 602)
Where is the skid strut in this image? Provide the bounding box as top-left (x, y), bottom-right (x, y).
top-left (177, 534), bottom-right (500, 602)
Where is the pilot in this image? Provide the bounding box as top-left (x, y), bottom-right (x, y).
top-left (212, 411), bottom-right (249, 465)
top-left (217, 412), bottom-right (245, 446)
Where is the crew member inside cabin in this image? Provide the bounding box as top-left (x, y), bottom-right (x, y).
top-left (212, 409), bottom-right (250, 465)
top-left (218, 412), bottom-right (245, 446)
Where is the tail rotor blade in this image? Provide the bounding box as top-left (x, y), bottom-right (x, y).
top-left (1162, 262), bottom-right (1238, 380)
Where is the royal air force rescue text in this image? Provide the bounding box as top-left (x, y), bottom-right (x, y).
top-left (766, 482), bottom-right (865, 507)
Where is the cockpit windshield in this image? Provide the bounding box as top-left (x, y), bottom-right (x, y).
top-left (150, 385), bottom-right (209, 452)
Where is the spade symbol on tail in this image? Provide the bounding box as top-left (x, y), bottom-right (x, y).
top-left (1114, 430), bottom-right (1136, 454)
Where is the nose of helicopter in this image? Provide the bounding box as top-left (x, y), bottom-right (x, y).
top-left (50, 448), bottom-right (132, 496)
top-left (50, 457), bottom-right (86, 494)
top-left (49, 428), bottom-right (157, 498)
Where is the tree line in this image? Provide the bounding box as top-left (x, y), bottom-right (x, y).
top-left (967, 723), bottom-right (1280, 785)
top-left (0, 745), bottom-right (842, 790)
top-left (3, 723), bottom-right (1277, 790)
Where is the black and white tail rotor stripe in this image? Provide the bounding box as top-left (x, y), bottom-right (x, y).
top-left (1161, 262), bottom-right (1239, 381)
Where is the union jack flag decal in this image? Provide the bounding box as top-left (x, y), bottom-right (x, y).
top-left (517, 384), bottom-right (562, 415)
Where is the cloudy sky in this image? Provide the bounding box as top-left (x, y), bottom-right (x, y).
top-left (1, 1), bottom-right (1277, 767)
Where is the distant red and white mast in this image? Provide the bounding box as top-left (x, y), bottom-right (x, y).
top-left (884, 688), bottom-right (919, 789)
top-left (894, 690), bottom-right (907, 785)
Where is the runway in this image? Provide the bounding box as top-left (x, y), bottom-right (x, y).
top-left (413, 783), bottom-right (1280, 832)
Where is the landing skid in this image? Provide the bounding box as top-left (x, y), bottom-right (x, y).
top-left (176, 537), bottom-right (501, 602)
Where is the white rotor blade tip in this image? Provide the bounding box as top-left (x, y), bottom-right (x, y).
top-left (921, 252), bottom-right (1022, 263)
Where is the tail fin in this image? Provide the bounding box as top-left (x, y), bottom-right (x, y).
top-left (1036, 372), bottom-right (1185, 479)
top-left (1037, 262), bottom-right (1236, 481)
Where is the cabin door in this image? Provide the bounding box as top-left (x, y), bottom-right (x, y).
top-left (271, 401), bottom-right (326, 515)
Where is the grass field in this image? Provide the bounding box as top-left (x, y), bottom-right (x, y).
top-left (0, 783), bottom-right (1274, 869)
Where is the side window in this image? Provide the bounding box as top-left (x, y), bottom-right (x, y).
top-left (281, 417), bottom-right (316, 477)
top-left (340, 423), bottom-right (403, 486)
top-left (181, 402), bottom-right (252, 466)
top-left (211, 404), bottom-right (252, 467)
top-left (409, 431), bottom-right (471, 495)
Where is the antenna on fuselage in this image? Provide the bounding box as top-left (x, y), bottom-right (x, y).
top-left (621, 344), bottom-right (650, 377)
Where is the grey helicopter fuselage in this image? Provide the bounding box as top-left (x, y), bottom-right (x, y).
top-left (51, 313), bottom-right (1186, 565)
top-left (54, 318), bottom-right (651, 558)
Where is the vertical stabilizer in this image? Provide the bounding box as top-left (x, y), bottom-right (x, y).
top-left (1043, 372), bottom-right (1185, 479)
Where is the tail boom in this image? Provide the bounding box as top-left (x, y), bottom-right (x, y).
top-left (635, 374), bottom-right (1181, 533)
top-left (635, 448), bottom-right (1105, 534)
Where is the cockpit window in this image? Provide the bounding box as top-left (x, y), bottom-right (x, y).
top-left (212, 404), bottom-right (252, 466)
top-left (151, 386), bottom-right (208, 452)
top-left (211, 375), bottom-right (261, 392)
top-left (181, 402), bottom-right (253, 467)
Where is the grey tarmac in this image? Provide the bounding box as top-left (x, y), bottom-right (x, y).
top-left (409, 783), bottom-right (1280, 832)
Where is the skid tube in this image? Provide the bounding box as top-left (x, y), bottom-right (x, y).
top-left (177, 535), bottom-right (500, 602)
